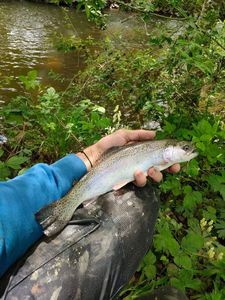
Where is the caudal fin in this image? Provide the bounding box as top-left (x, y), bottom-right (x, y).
top-left (42, 218), bottom-right (69, 237)
top-left (36, 202), bottom-right (57, 229)
top-left (35, 201), bottom-right (71, 237)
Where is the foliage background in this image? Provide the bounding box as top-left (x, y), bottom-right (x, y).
top-left (1, 0), bottom-right (225, 299)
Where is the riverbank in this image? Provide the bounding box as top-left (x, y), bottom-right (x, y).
top-left (27, 0), bottom-right (225, 21)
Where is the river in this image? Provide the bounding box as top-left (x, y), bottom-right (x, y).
top-left (0, 0), bottom-right (180, 103)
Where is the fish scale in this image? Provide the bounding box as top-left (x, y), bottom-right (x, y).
top-left (36, 139), bottom-right (198, 237)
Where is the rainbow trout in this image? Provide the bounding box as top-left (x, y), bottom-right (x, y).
top-left (36, 140), bottom-right (198, 237)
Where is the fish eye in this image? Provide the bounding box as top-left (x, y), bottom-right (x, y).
top-left (182, 144), bottom-right (191, 151)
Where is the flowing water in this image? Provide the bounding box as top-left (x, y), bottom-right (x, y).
top-left (0, 1), bottom-right (180, 103)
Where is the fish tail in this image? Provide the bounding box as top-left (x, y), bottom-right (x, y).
top-left (35, 199), bottom-right (73, 237)
top-left (35, 201), bottom-right (58, 230)
top-left (43, 218), bottom-right (69, 237)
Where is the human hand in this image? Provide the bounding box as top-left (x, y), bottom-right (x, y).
top-left (76, 129), bottom-right (180, 184)
top-left (133, 164), bottom-right (180, 186)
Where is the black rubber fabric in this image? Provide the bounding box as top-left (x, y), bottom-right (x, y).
top-left (0, 183), bottom-right (159, 300)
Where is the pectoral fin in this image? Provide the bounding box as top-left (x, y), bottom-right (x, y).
top-left (112, 180), bottom-right (130, 191)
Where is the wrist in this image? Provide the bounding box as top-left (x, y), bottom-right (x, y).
top-left (76, 142), bottom-right (103, 171)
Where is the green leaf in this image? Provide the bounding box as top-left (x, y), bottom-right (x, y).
top-left (19, 70), bottom-right (39, 90)
top-left (143, 251), bottom-right (156, 265)
top-left (187, 218), bottom-right (202, 234)
top-left (185, 159), bottom-right (199, 177)
top-left (171, 269), bottom-right (202, 291)
top-left (220, 186), bottom-right (225, 201)
top-left (0, 162), bottom-right (10, 180)
top-left (143, 264), bottom-right (156, 280)
top-left (208, 174), bottom-right (225, 200)
top-left (174, 254), bottom-right (192, 269)
top-left (154, 225), bottom-right (180, 257)
top-left (183, 185), bottom-right (192, 194)
top-left (160, 176), bottom-right (181, 196)
top-left (181, 231), bottom-right (204, 253)
top-left (163, 121), bottom-right (176, 134)
top-left (183, 191), bottom-right (202, 211)
top-left (200, 134), bottom-right (212, 142)
top-left (193, 120), bottom-right (214, 136)
top-left (194, 59), bottom-right (214, 75)
top-left (6, 156), bottom-right (28, 170)
top-left (202, 206), bottom-right (217, 222)
top-left (215, 221), bottom-right (225, 239)
top-left (196, 142), bottom-right (206, 152)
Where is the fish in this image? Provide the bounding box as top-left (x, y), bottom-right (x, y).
top-left (36, 139), bottom-right (198, 237)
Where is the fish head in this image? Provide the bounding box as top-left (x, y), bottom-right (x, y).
top-left (163, 140), bottom-right (198, 164)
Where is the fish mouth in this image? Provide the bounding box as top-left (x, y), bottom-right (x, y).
top-left (189, 151), bottom-right (198, 158)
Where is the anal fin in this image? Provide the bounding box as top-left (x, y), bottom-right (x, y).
top-left (112, 180), bottom-right (130, 191)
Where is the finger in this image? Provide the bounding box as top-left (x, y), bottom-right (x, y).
top-left (97, 129), bottom-right (156, 153)
top-left (148, 167), bottom-right (163, 183)
top-left (167, 163), bottom-right (181, 174)
top-left (133, 170), bottom-right (147, 187)
top-left (120, 129), bottom-right (156, 143)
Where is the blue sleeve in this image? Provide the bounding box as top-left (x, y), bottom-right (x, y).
top-left (0, 154), bottom-right (87, 277)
